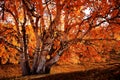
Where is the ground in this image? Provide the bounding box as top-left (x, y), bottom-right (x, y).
top-left (0, 54), bottom-right (120, 80)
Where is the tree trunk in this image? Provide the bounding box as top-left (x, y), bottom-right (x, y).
top-left (20, 60), bottom-right (31, 76)
top-left (20, 15), bottom-right (31, 75)
top-left (31, 30), bottom-right (41, 74)
top-left (36, 51), bottom-right (47, 74)
top-left (31, 52), bottom-right (39, 74)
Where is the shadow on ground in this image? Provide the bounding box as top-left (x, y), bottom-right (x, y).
top-left (13, 64), bottom-right (120, 80)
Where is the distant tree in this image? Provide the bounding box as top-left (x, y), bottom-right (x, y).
top-left (0, 0), bottom-right (120, 76)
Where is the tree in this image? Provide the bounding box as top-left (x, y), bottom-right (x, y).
top-left (0, 0), bottom-right (120, 76)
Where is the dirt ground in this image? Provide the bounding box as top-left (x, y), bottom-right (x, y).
top-left (0, 54), bottom-right (120, 80)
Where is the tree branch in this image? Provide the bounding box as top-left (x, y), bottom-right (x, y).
top-left (22, 0), bottom-right (41, 18)
top-left (0, 36), bottom-right (21, 52)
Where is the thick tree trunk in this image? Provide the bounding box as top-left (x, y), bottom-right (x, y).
top-left (31, 52), bottom-right (39, 74)
top-left (36, 52), bottom-right (47, 74)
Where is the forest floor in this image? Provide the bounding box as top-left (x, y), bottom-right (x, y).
top-left (0, 54), bottom-right (120, 80)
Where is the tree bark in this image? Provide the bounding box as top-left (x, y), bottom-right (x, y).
top-left (20, 60), bottom-right (31, 76)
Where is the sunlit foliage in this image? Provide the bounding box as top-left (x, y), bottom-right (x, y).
top-left (0, 0), bottom-right (120, 75)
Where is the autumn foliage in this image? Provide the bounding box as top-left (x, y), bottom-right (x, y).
top-left (0, 0), bottom-right (120, 75)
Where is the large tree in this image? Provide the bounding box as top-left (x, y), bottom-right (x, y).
top-left (0, 0), bottom-right (120, 75)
